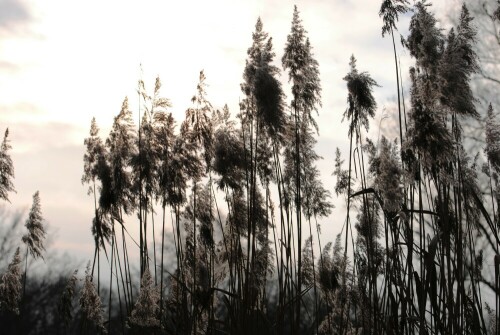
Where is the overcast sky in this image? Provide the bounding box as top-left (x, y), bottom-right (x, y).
top-left (0, 0), bottom-right (458, 265)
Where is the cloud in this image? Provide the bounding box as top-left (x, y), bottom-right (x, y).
top-left (0, 0), bottom-right (32, 35)
top-left (3, 121), bottom-right (83, 153)
top-left (0, 102), bottom-right (42, 119)
top-left (0, 60), bottom-right (20, 73)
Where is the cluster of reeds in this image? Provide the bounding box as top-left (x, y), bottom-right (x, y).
top-left (330, 1), bottom-right (500, 334)
top-left (0, 128), bottom-right (48, 332)
top-left (2, 1), bottom-right (500, 334)
top-left (75, 2), bottom-right (500, 334)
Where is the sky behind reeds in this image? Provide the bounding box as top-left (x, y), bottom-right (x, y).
top-left (0, 0), bottom-right (456, 262)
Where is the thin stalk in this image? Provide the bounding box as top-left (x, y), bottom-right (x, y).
top-left (339, 129), bottom-right (354, 334)
top-left (293, 102), bottom-right (302, 335)
top-left (391, 28), bottom-right (403, 151)
top-left (307, 217), bottom-right (319, 335)
top-left (113, 233), bottom-right (125, 334)
top-left (151, 198), bottom-right (157, 285)
top-left (23, 247), bottom-right (28, 300)
top-left (114, 230), bottom-right (129, 316)
top-left (108, 224), bottom-right (115, 335)
top-left (160, 202), bottom-right (166, 326)
top-left (192, 182), bottom-right (197, 335)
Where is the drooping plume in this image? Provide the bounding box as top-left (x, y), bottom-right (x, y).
top-left (379, 0), bottom-right (409, 37)
top-left (22, 191), bottom-right (46, 260)
top-left (0, 128), bottom-right (15, 202)
top-left (343, 55), bottom-right (378, 138)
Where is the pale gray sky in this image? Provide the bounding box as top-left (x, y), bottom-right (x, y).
top-left (0, 0), bottom-right (458, 265)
